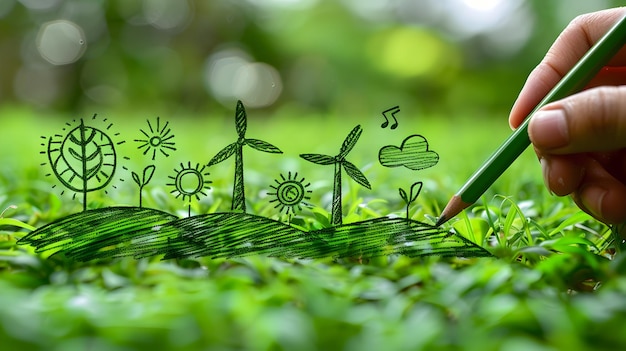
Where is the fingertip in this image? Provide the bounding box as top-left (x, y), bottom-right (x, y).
top-left (541, 155), bottom-right (585, 196)
top-left (528, 109), bottom-right (570, 150)
top-left (509, 97), bottom-right (530, 130)
top-left (579, 183), bottom-right (626, 224)
top-left (508, 114), bottom-right (520, 130)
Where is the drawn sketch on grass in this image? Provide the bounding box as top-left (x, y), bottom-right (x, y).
top-left (20, 105), bottom-right (492, 262)
top-left (41, 114), bottom-right (127, 211)
top-left (300, 125), bottom-right (371, 226)
top-left (379, 134), bottom-right (439, 219)
top-left (132, 117), bottom-right (177, 207)
top-left (167, 162), bottom-right (211, 217)
top-left (267, 171), bottom-right (312, 224)
top-left (208, 100), bottom-right (283, 212)
top-left (381, 105), bottom-right (400, 129)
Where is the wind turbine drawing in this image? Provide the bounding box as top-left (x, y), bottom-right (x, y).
top-left (300, 125), bottom-right (371, 226)
top-left (208, 100), bottom-right (283, 212)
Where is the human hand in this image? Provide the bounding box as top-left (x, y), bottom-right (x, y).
top-left (509, 8), bottom-right (626, 224)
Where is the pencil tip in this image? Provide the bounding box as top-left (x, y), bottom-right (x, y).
top-left (435, 215), bottom-right (446, 227)
top-left (436, 195), bottom-right (471, 227)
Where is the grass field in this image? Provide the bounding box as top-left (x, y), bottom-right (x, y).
top-left (1, 105), bottom-right (625, 350)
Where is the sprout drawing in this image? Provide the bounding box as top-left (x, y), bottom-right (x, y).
top-left (42, 114), bottom-right (125, 211)
top-left (399, 181), bottom-right (423, 219)
top-left (268, 171), bottom-right (312, 222)
top-left (135, 117), bottom-right (176, 161)
top-left (132, 165), bottom-right (156, 208)
top-left (167, 162), bottom-right (212, 217)
top-left (300, 125), bottom-right (371, 226)
top-left (208, 100), bottom-right (283, 212)
top-left (378, 134), bottom-right (439, 218)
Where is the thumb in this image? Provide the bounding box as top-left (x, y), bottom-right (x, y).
top-left (528, 86), bottom-right (626, 154)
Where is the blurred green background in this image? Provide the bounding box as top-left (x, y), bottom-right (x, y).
top-left (0, 0), bottom-right (623, 118)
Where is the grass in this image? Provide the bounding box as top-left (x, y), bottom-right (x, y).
top-left (1, 105), bottom-right (626, 350)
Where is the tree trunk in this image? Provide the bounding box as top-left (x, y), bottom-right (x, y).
top-left (232, 146), bottom-right (245, 212)
top-left (79, 119), bottom-right (88, 212)
top-left (331, 162), bottom-right (342, 226)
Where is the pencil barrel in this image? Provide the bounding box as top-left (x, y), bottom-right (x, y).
top-left (458, 13), bottom-right (626, 204)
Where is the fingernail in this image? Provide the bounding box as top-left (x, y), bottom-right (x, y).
top-left (539, 157), bottom-right (554, 195)
top-left (581, 186), bottom-right (607, 221)
top-left (529, 110), bottom-right (569, 149)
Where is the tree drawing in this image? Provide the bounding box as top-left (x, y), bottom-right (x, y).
top-left (208, 100), bottom-right (283, 212)
top-left (300, 125), bottom-right (371, 226)
top-left (44, 115), bottom-right (124, 211)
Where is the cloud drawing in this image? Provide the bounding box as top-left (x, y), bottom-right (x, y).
top-left (378, 134), bottom-right (439, 170)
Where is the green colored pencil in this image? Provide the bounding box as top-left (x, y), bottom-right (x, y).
top-left (437, 13), bottom-right (626, 226)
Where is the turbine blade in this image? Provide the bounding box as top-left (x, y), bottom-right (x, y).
top-left (342, 160), bottom-right (371, 189)
top-left (235, 100), bottom-right (247, 138)
top-left (338, 125), bottom-right (362, 158)
top-left (300, 153), bottom-right (335, 165)
top-left (208, 143), bottom-right (238, 166)
top-left (246, 139), bottom-right (282, 153)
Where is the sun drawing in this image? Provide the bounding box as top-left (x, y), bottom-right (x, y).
top-left (268, 172), bottom-right (312, 217)
top-left (167, 162), bottom-right (211, 216)
top-left (135, 116), bottom-right (176, 160)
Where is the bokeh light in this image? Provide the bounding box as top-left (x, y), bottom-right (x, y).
top-left (0, 0), bottom-right (15, 18)
top-left (233, 62), bottom-right (283, 108)
top-left (1, 0), bottom-right (623, 113)
top-left (36, 20), bottom-right (87, 65)
top-left (18, 0), bottom-right (61, 12)
top-left (14, 65), bottom-right (61, 106)
top-left (246, 0), bottom-right (317, 10)
top-left (367, 27), bottom-right (459, 79)
top-left (204, 48), bottom-right (284, 108)
top-left (204, 48), bottom-right (253, 105)
top-left (80, 54), bottom-right (128, 105)
top-left (143, 0), bottom-right (192, 32)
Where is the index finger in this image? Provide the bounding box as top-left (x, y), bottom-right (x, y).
top-left (509, 8), bottom-right (626, 129)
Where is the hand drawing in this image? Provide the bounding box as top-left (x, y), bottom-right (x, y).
top-left (21, 106), bottom-right (491, 262)
top-left (381, 105), bottom-right (400, 129)
top-left (379, 134), bottom-right (439, 219)
top-left (167, 162), bottom-right (212, 217)
top-left (41, 114), bottom-right (126, 211)
top-left (208, 100), bottom-right (283, 212)
top-left (267, 171), bottom-right (312, 223)
top-left (300, 125), bottom-right (371, 226)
